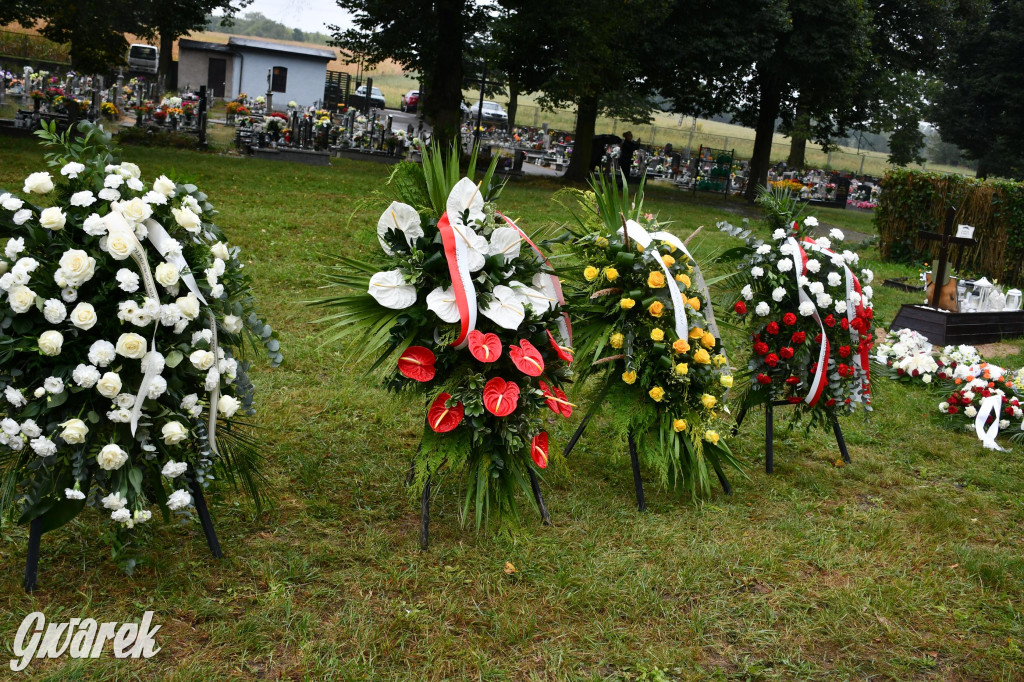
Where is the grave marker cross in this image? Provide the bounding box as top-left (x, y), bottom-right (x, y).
top-left (918, 206), bottom-right (977, 308)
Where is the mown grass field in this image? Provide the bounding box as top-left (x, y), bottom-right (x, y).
top-left (0, 133), bottom-right (1022, 680)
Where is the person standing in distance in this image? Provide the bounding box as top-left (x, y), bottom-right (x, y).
top-left (619, 131), bottom-right (640, 183)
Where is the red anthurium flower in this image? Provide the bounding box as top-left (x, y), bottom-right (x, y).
top-left (766, 321), bottom-right (780, 335)
top-left (538, 380), bottom-right (574, 418)
top-left (397, 346), bottom-right (436, 382)
top-left (531, 432), bottom-right (549, 468)
top-left (427, 393), bottom-right (464, 433)
top-left (467, 330), bottom-right (502, 363)
top-left (546, 329), bottom-right (574, 363)
top-left (779, 346), bottom-right (795, 359)
top-left (782, 312), bottom-right (797, 326)
top-left (509, 339), bottom-right (545, 377)
top-left (483, 377), bottom-right (520, 417)
top-left (734, 301), bottom-right (747, 315)
top-left (791, 331), bottom-right (806, 344)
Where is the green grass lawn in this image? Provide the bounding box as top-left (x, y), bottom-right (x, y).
top-left (1, 135), bottom-right (1022, 680)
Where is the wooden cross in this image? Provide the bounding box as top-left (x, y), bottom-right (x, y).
top-left (918, 206), bottom-right (978, 309)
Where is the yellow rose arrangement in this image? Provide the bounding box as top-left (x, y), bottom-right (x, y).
top-left (560, 174), bottom-right (739, 498)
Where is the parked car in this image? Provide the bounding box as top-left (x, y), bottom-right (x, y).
top-left (349, 85), bottom-right (386, 111)
top-left (127, 44), bottom-right (158, 75)
top-left (401, 90), bottom-right (420, 112)
top-left (468, 100), bottom-right (508, 124)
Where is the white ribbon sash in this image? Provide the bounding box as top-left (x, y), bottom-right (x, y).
top-left (207, 311), bottom-right (220, 454)
top-left (787, 238), bottom-right (829, 405)
top-left (620, 220), bottom-right (688, 341)
top-left (144, 218), bottom-right (207, 305)
top-left (975, 394), bottom-right (1009, 451)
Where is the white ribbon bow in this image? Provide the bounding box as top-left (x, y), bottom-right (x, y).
top-left (975, 394), bottom-right (1009, 451)
top-left (619, 220), bottom-right (689, 341)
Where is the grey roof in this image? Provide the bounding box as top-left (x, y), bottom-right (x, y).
top-left (178, 39), bottom-right (235, 54)
top-left (227, 37), bottom-right (336, 61)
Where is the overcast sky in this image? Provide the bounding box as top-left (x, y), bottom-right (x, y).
top-left (225, 0), bottom-right (354, 34)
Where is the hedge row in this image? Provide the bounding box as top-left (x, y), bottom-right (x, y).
top-left (875, 169), bottom-right (1024, 285)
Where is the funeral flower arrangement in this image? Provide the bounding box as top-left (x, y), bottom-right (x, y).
top-left (873, 327), bottom-right (938, 384)
top-left (722, 188), bottom-right (874, 426)
top-left (317, 147), bottom-right (572, 526)
top-left (938, 375), bottom-right (1023, 449)
top-left (0, 122), bottom-right (278, 539)
top-left (559, 176), bottom-right (740, 497)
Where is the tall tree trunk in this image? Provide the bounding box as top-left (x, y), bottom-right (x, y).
top-left (424, 0), bottom-right (464, 154)
top-left (563, 94), bottom-right (598, 183)
top-left (744, 70), bottom-right (783, 203)
top-left (507, 78), bottom-right (519, 130)
top-left (787, 102), bottom-right (809, 169)
top-left (159, 32), bottom-right (175, 89)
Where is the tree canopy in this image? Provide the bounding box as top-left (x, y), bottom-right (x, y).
top-left (932, 0), bottom-right (1024, 179)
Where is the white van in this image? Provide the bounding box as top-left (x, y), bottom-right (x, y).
top-left (128, 44), bottom-right (158, 74)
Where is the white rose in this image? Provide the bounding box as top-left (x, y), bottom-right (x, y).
top-left (69, 302), bottom-right (97, 330)
top-left (39, 206), bottom-right (66, 231)
top-left (60, 162), bottom-right (85, 178)
top-left (118, 162), bottom-right (141, 180)
top-left (176, 294), bottom-right (200, 320)
top-left (115, 333), bottom-right (147, 359)
top-left (116, 197), bottom-right (152, 224)
top-left (153, 175), bottom-right (176, 197)
top-left (8, 285), bottom-right (36, 313)
top-left (167, 489), bottom-right (192, 510)
top-left (104, 230), bottom-right (136, 261)
top-left (96, 372), bottom-right (123, 398)
top-left (70, 190), bottom-right (96, 207)
top-left (222, 314), bottom-right (243, 333)
top-left (23, 171), bottom-right (54, 194)
top-left (38, 330), bottom-right (63, 356)
top-left (217, 394), bottom-right (241, 418)
top-left (43, 299), bottom-right (66, 324)
top-left (211, 242), bottom-right (230, 260)
top-left (161, 460), bottom-right (188, 477)
top-left (190, 349), bottom-right (215, 370)
top-left (161, 421), bottom-right (189, 445)
top-left (171, 206), bottom-right (202, 233)
top-left (96, 443), bottom-right (129, 471)
top-left (154, 262), bottom-right (180, 288)
top-left (59, 419), bottom-right (89, 444)
top-left (58, 249), bottom-right (97, 286)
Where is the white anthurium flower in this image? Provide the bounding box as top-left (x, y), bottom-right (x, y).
top-left (426, 285), bottom-right (461, 323)
top-left (488, 226), bottom-right (522, 263)
top-left (480, 285), bottom-right (526, 329)
top-left (454, 224), bottom-right (488, 272)
top-left (376, 201), bottom-right (424, 256)
top-left (446, 177), bottom-right (486, 231)
top-left (367, 269), bottom-right (417, 309)
top-left (510, 280), bottom-right (555, 314)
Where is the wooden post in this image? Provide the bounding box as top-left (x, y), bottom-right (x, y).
top-left (188, 479), bottom-right (223, 559)
top-left (23, 517), bottom-right (44, 593)
top-left (527, 468), bottom-right (552, 526)
top-left (419, 475), bottom-right (431, 550)
top-left (627, 431), bottom-right (646, 511)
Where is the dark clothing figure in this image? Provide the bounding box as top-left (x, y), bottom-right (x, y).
top-left (619, 132), bottom-right (640, 182)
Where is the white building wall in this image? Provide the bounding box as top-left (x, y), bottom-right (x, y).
top-left (235, 52), bottom-right (328, 109)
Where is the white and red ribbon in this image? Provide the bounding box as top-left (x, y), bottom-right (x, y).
top-left (498, 213), bottom-right (572, 346)
top-left (787, 237), bottom-right (830, 406)
top-left (436, 212), bottom-right (478, 349)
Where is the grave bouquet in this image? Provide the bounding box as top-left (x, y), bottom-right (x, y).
top-left (0, 121), bottom-right (279, 539)
top-left (873, 327), bottom-right (938, 384)
top-left (938, 377), bottom-right (1023, 449)
top-left (317, 146), bottom-right (573, 527)
top-left (722, 187), bottom-right (874, 428)
top-left (560, 175), bottom-right (740, 498)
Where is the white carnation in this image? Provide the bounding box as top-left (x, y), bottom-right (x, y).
top-left (72, 364), bottom-right (101, 388)
top-left (741, 284), bottom-right (753, 301)
top-left (777, 258), bottom-right (793, 273)
top-left (167, 489), bottom-right (192, 510)
top-left (31, 437), bottom-right (57, 457)
top-left (799, 301), bottom-right (815, 317)
top-left (43, 298), bottom-right (66, 323)
top-left (70, 191), bottom-right (96, 207)
top-left (751, 266), bottom-right (764, 278)
top-left (755, 301), bottom-right (770, 317)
